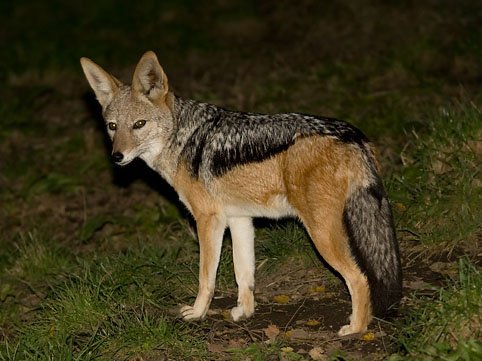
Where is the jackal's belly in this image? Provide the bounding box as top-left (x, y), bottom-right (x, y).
top-left (223, 194), bottom-right (296, 218)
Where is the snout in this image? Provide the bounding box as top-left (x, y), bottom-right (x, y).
top-left (111, 152), bottom-right (124, 163)
top-left (111, 151), bottom-right (134, 165)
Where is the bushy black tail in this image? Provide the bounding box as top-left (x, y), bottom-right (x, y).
top-left (343, 177), bottom-right (402, 317)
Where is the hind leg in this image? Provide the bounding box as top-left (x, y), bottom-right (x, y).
top-left (302, 213), bottom-right (372, 336)
top-left (283, 134), bottom-right (374, 335)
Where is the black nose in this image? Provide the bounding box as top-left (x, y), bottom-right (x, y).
top-left (111, 152), bottom-right (124, 163)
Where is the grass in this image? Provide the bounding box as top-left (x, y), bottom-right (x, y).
top-left (391, 258), bottom-right (482, 361)
top-left (389, 103), bottom-right (481, 248)
top-left (1, 0), bottom-right (481, 360)
top-left (1, 233), bottom-right (208, 360)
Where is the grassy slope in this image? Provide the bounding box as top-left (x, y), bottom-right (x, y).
top-left (1, 0), bottom-right (481, 360)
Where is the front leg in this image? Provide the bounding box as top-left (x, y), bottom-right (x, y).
top-left (180, 213), bottom-right (226, 321)
top-left (228, 216), bottom-right (256, 321)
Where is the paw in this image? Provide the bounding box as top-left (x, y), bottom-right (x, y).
top-left (230, 300), bottom-right (255, 321)
top-left (179, 305), bottom-right (206, 321)
top-left (230, 305), bottom-right (251, 321)
top-left (337, 323), bottom-right (366, 337)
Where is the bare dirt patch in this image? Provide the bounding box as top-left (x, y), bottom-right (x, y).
top-left (163, 254), bottom-right (459, 360)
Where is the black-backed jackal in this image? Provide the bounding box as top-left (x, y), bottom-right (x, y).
top-left (80, 51), bottom-right (402, 336)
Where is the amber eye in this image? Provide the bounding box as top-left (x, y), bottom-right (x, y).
top-left (107, 122), bottom-right (117, 131)
top-left (133, 119), bottom-right (147, 129)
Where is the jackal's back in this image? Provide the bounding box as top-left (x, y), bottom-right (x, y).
top-left (173, 97), bottom-right (368, 181)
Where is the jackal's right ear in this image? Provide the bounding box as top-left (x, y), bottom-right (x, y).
top-left (80, 57), bottom-right (122, 109)
top-left (132, 51), bottom-right (169, 103)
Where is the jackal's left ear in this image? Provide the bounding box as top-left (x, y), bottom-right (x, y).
top-left (132, 51), bottom-right (169, 102)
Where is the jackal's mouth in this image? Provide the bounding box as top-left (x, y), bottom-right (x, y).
top-left (116, 159), bottom-right (133, 166)
top-left (111, 151), bottom-right (136, 166)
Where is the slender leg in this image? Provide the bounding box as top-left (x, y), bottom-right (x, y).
top-left (306, 217), bottom-right (371, 336)
top-left (180, 213), bottom-right (226, 320)
top-left (228, 216), bottom-right (256, 321)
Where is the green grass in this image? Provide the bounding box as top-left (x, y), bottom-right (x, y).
top-left (0, 233), bottom-right (208, 360)
top-left (389, 103), bottom-right (481, 247)
top-left (391, 259), bottom-right (482, 361)
top-left (1, 1), bottom-right (482, 359)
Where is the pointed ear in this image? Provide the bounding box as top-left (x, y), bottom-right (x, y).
top-left (132, 51), bottom-right (169, 102)
top-left (80, 57), bottom-right (122, 108)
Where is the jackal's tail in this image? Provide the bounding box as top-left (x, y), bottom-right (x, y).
top-left (343, 177), bottom-right (402, 317)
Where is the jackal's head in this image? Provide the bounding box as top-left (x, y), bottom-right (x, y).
top-left (80, 51), bottom-right (172, 167)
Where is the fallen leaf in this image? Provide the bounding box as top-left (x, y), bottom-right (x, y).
top-left (309, 347), bottom-right (326, 360)
top-left (362, 332), bottom-right (375, 341)
top-left (273, 294), bottom-right (290, 304)
top-left (228, 338), bottom-right (247, 348)
top-left (221, 309), bottom-right (231, 320)
top-left (308, 285), bottom-right (326, 294)
top-left (263, 324), bottom-right (280, 343)
top-left (394, 202), bottom-right (407, 212)
top-left (288, 328), bottom-right (310, 340)
top-left (305, 319), bottom-right (321, 327)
